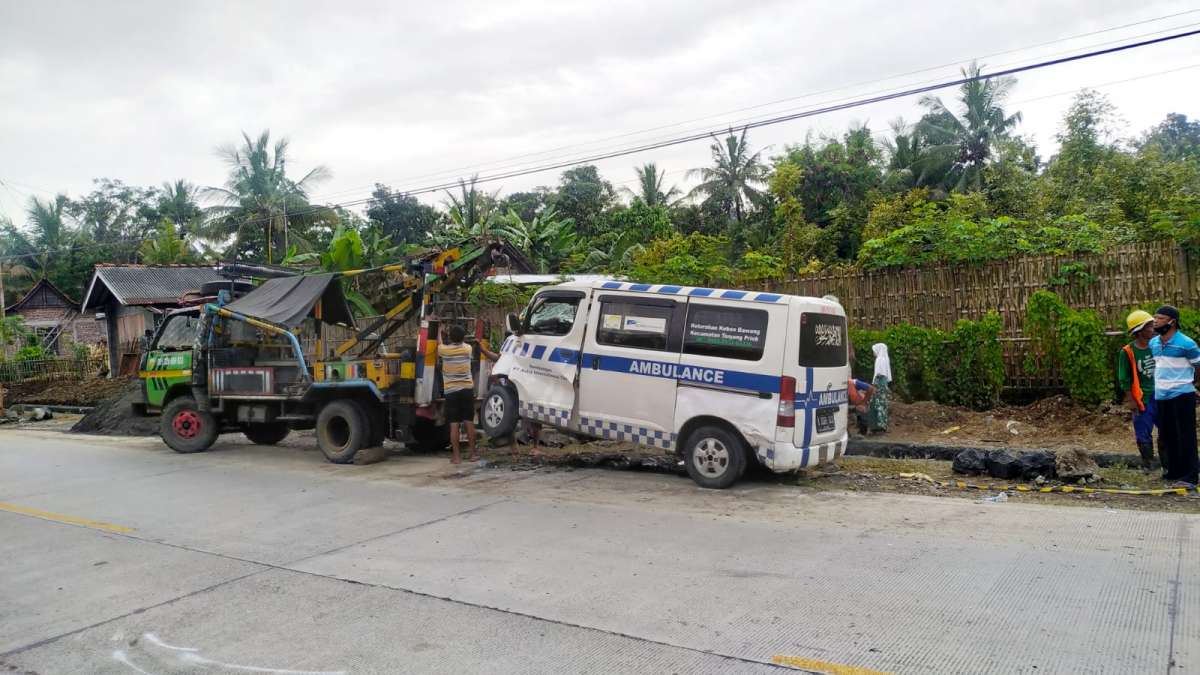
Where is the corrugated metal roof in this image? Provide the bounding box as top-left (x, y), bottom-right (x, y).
top-left (82, 265), bottom-right (225, 308)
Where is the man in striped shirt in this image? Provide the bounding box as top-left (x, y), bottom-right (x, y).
top-left (440, 324), bottom-right (480, 464)
top-left (1149, 305), bottom-right (1200, 487)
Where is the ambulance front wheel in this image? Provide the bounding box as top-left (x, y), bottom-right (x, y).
top-left (683, 425), bottom-right (746, 489)
top-left (481, 385), bottom-right (518, 439)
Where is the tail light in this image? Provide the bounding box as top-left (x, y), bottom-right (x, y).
top-left (778, 375), bottom-right (796, 428)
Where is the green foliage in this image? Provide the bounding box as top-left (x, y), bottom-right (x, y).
top-left (850, 313), bottom-right (1003, 410)
top-left (139, 220), bottom-right (195, 264)
top-left (736, 250), bottom-right (784, 283)
top-left (1024, 290), bottom-right (1113, 406)
top-left (857, 206), bottom-right (1108, 270)
top-left (0, 316), bottom-right (33, 354)
top-left (941, 312), bottom-right (1005, 410)
top-left (628, 233), bottom-right (732, 287)
top-left (15, 345), bottom-right (49, 362)
top-left (467, 282), bottom-right (536, 312)
top-left (365, 184), bottom-right (441, 246)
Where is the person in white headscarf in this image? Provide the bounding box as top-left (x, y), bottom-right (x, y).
top-left (867, 343), bottom-right (892, 434)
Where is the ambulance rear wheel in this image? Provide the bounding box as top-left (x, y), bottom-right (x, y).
top-left (481, 385), bottom-right (518, 439)
top-left (316, 400), bottom-right (368, 464)
top-left (683, 425), bottom-right (746, 489)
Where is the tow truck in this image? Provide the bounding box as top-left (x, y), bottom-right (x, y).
top-left (136, 240), bottom-right (508, 462)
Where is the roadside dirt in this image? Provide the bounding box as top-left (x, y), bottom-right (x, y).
top-left (484, 438), bottom-right (1200, 512)
top-left (884, 397), bottom-right (1150, 455)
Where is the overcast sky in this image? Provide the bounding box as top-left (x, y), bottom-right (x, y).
top-left (2, 0), bottom-right (1198, 226)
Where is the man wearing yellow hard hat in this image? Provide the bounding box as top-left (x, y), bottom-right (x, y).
top-left (1117, 310), bottom-right (1160, 473)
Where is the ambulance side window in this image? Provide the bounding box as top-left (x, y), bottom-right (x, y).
top-left (597, 301), bottom-right (674, 351)
top-left (683, 306), bottom-right (768, 361)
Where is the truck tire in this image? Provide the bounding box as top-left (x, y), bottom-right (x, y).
top-left (162, 396), bottom-right (218, 454)
top-left (242, 422), bottom-right (290, 445)
top-left (683, 425), bottom-right (746, 489)
top-left (366, 403), bottom-right (386, 448)
top-left (480, 385), bottom-right (518, 439)
top-left (316, 400), bottom-right (368, 464)
top-left (411, 417), bottom-right (449, 454)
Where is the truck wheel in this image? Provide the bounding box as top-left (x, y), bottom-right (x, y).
top-left (242, 422), bottom-right (290, 445)
top-left (683, 425), bottom-right (746, 489)
top-left (480, 385), bottom-right (518, 439)
top-left (366, 404), bottom-right (386, 448)
top-left (316, 400), bottom-right (368, 464)
top-left (411, 418), bottom-right (449, 453)
top-left (162, 396), bottom-right (218, 454)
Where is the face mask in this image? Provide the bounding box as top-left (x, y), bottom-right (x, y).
top-left (1155, 322), bottom-right (1174, 335)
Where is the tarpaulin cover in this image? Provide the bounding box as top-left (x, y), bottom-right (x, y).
top-left (223, 273), bottom-right (355, 328)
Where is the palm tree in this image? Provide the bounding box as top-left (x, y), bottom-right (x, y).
top-left (621, 163), bottom-right (681, 207)
top-left (427, 176), bottom-right (503, 247)
top-left (12, 195), bottom-right (76, 278)
top-left (916, 62), bottom-right (1022, 192)
top-left (202, 130), bottom-right (332, 263)
top-left (687, 129), bottom-right (769, 224)
top-left (497, 206), bottom-right (575, 272)
top-left (580, 229), bottom-right (644, 272)
top-left (156, 180), bottom-right (202, 233)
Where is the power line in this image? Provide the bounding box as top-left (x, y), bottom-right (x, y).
top-left (346, 27), bottom-right (1200, 201)
top-left (308, 8), bottom-right (1200, 203)
top-left (189, 26), bottom-right (1200, 233)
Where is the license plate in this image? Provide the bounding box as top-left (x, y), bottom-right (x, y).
top-left (815, 407), bottom-right (837, 433)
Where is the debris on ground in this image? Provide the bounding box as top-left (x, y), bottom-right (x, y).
top-left (70, 380), bottom-right (159, 436)
top-left (5, 377), bottom-right (128, 406)
top-left (953, 447), bottom-right (1057, 479)
top-left (0, 406), bottom-right (55, 425)
top-left (1056, 447), bottom-right (1103, 483)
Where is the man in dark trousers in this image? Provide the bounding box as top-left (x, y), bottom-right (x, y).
top-left (1149, 305), bottom-right (1200, 487)
top-left (1117, 310), bottom-right (1159, 473)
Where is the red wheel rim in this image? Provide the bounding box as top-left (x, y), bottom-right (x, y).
top-left (173, 410), bottom-right (202, 439)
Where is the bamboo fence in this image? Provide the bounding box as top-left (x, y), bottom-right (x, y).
top-left (769, 241), bottom-right (1197, 390)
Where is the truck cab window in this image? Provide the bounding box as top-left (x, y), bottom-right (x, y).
top-left (156, 314), bottom-right (201, 351)
top-left (526, 297), bottom-right (580, 336)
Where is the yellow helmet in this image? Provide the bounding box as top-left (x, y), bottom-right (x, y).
top-left (1126, 309), bottom-right (1154, 334)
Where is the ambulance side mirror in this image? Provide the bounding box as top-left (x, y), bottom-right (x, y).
top-left (506, 312), bottom-right (522, 336)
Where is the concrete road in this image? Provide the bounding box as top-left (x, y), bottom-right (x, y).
top-left (0, 429), bottom-right (1196, 675)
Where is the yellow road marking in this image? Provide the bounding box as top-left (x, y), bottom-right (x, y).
top-left (772, 655), bottom-right (892, 675)
top-left (0, 502), bottom-right (134, 533)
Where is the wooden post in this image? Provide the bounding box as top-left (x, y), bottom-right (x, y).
top-left (1177, 244), bottom-right (1194, 307)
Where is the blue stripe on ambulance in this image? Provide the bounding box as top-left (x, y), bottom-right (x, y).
top-left (547, 347), bottom-right (578, 364)
top-left (531, 345), bottom-right (546, 359)
top-left (582, 353), bottom-right (779, 393)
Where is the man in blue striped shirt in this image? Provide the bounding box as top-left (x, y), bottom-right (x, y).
top-left (1149, 305), bottom-right (1200, 487)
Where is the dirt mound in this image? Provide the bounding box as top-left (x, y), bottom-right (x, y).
top-left (6, 377), bottom-right (128, 406)
top-left (887, 396), bottom-right (1138, 455)
top-left (70, 380), bottom-right (159, 436)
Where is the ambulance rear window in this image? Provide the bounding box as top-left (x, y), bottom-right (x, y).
top-left (799, 312), bottom-right (846, 367)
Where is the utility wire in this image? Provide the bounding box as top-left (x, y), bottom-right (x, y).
top-left (311, 26), bottom-right (1200, 208)
top-left (309, 8), bottom-right (1200, 203)
top-left (5, 25), bottom-right (1200, 256)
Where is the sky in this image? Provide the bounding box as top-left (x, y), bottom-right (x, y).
top-left (1, 0), bottom-right (1199, 226)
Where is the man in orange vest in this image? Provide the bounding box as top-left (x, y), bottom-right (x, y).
top-left (1118, 310), bottom-right (1160, 473)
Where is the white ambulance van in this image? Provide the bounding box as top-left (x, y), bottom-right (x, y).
top-left (480, 280), bottom-right (850, 489)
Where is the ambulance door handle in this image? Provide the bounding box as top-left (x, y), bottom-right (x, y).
top-left (590, 356), bottom-right (599, 370)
